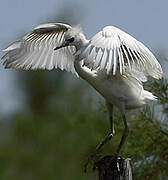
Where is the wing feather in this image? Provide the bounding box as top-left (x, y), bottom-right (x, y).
top-left (93, 48), bottom-right (103, 69)
top-left (2, 23), bottom-right (77, 75)
top-left (107, 49), bottom-right (113, 74)
top-left (100, 48), bottom-right (108, 70)
top-left (81, 26), bottom-right (162, 79)
top-left (113, 47), bottom-right (117, 75)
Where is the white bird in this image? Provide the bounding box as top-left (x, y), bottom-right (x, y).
top-left (2, 23), bottom-right (163, 159)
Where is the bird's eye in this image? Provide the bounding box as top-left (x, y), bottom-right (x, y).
top-left (67, 37), bottom-right (75, 43)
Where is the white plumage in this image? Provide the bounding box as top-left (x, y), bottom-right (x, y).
top-left (3, 23), bottom-right (76, 74)
top-left (2, 23), bottom-right (163, 156)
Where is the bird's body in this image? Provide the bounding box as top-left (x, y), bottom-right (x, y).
top-left (2, 23), bottom-right (163, 159)
top-left (74, 59), bottom-right (156, 111)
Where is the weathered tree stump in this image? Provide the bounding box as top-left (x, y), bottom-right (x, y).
top-left (93, 156), bottom-right (133, 180)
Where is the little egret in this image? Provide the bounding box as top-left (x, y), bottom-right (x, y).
top-left (2, 23), bottom-right (163, 160)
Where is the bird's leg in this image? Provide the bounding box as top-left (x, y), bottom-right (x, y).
top-left (84, 102), bottom-right (114, 172)
top-left (95, 102), bottom-right (114, 152)
top-left (116, 114), bottom-right (129, 154)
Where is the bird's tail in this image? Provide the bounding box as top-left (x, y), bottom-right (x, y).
top-left (142, 90), bottom-right (157, 102)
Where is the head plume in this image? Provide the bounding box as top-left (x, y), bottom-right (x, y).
top-left (66, 24), bottom-right (83, 37)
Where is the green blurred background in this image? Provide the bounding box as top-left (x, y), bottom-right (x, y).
top-left (1, 0), bottom-right (168, 179)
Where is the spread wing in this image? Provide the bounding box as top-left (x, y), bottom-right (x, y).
top-left (80, 26), bottom-right (162, 79)
top-left (2, 23), bottom-right (77, 75)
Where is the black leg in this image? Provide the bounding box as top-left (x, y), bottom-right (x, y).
top-left (84, 102), bottom-right (114, 172)
top-left (116, 114), bottom-right (129, 154)
top-left (95, 102), bottom-right (114, 151)
top-left (107, 102), bottom-right (115, 135)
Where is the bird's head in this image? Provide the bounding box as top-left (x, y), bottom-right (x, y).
top-left (54, 25), bottom-right (86, 51)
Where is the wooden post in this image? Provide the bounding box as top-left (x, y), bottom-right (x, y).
top-left (93, 155), bottom-right (133, 180)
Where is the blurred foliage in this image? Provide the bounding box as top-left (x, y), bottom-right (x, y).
top-left (0, 62), bottom-right (168, 180)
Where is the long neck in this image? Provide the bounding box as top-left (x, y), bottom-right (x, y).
top-left (75, 34), bottom-right (89, 51)
top-left (74, 56), bottom-right (96, 83)
top-left (73, 34), bottom-right (97, 82)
